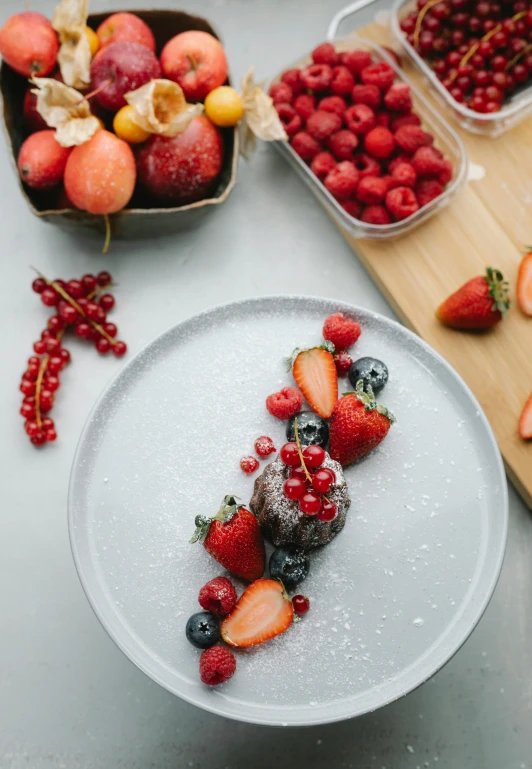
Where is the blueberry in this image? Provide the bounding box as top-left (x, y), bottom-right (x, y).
top-left (269, 546), bottom-right (310, 589)
top-left (348, 357), bottom-right (388, 394)
top-left (286, 411), bottom-right (329, 449)
top-left (185, 611), bottom-right (221, 649)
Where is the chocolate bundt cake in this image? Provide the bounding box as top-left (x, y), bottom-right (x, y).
top-left (250, 454), bottom-right (350, 550)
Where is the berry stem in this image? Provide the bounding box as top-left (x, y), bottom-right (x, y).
top-left (35, 328), bottom-right (64, 429)
top-left (413, 0), bottom-right (444, 50)
top-left (505, 42), bottom-right (532, 72)
top-left (102, 215), bottom-right (111, 256)
top-left (452, 10), bottom-right (528, 80)
top-left (293, 418), bottom-right (313, 484)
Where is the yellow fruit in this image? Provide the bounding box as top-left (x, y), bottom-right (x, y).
top-left (204, 86), bottom-right (244, 127)
top-left (85, 26), bottom-right (100, 57)
top-left (113, 105), bottom-right (151, 144)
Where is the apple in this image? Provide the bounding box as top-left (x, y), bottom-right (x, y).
top-left (0, 12), bottom-right (58, 78)
top-left (90, 42), bottom-right (161, 112)
top-left (18, 130), bottom-right (72, 189)
top-left (160, 30), bottom-right (228, 101)
top-left (23, 89), bottom-right (48, 133)
top-left (136, 115), bottom-right (223, 205)
top-left (96, 13), bottom-right (155, 53)
top-left (64, 130), bottom-right (136, 214)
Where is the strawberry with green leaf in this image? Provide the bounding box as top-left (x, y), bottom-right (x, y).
top-left (436, 267), bottom-right (510, 330)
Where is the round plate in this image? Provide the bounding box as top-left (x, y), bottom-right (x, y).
top-left (69, 297), bottom-right (508, 726)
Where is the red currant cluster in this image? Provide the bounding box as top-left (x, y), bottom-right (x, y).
top-left (20, 270), bottom-right (127, 446)
top-left (400, 0), bottom-right (532, 113)
top-left (240, 435), bottom-right (276, 474)
top-left (279, 442), bottom-right (338, 523)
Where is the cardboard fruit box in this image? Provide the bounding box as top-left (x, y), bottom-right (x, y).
top-left (0, 9), bottom-right (239, 237)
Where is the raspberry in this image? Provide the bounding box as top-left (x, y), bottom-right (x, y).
top-left (394, 125), bottom-right (433, 154)
top-left (327, 130), bottom-right (358, 160)
top-left (293, 94), bottom-right (316, 122)
top-left (390, 113), bottom-right (421, 131)
top-left (307, 110), bottom-right (342, 140)
top-left (312, 42), bottom-right (338, 66)
top-left (330, 65), bottom-right (355, 96)
top-left (388, 154), bottom-right (412, 172)
top-left (351, 84), bottom-right (381, 109)
top-left (416, 178), bottom-right (444, 206)
top-left (324, 161), bottom-right (360, 199)
top-left (323, 312), bottom-right (362, 350)
top-left (291, 131), bottom-right (322, 161)
top-left (412, 146), bottom-right (444, 177)
top-left (340, 199), bottom-right (362, 219)
top-left (382, 174), bottom-right (401, 191)
top-left (269, 82), bottom-right (293, 104)
top-left (384, 83), bottom-right (412, 112)
top-left (198, 577), bottom-right (237, 616)
top-left (345, 104), bottom-right (376, 136)
top-left (334, 351), bottom-right (353, 376)
top-left (318, 95), bottom-right (347, 117)
top-left (300, 63), bottom-right (333, 92)
top-left (364, 127), bottom-right (395, 159)
top-left (360, 62), bottom-right (395, 90)
top-left (343, 49), bottom-right (372, 75)
top-left (356, 175), bottom-right (388, 204)
top-left (385, 186), bottom-right (419, 220)
top-left (390, 161), bottom-right (417, 188)
top-left (438, 158), bottom-right (453, 185)
top-left (276, 103), bottom-right (302, 137)
top-left (376, 111), bottom-right (391, 128)
top-left (281, 68), bottom-right (304, 96)
top-left (266, 386), bottom-right (303, 419)
top-left (310, 151), bottom-right (337, 180)
top-left (381, 46), bottom-right (402, 68)
top-left (352, 152), bottom-right (381, 178)
top-left (199, 645), bottom-right (236, 686)
top-left (360, 205), bottom-right (392, 224)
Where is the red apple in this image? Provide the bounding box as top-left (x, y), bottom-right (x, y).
top-left (23, 88), bottom-right (48, 133)
top-left (90, 42), bottom-right (161, 112)
top-left (136, 115), bottom-right (223, 205)
top-left (96, 13), bottom-right (155, 53)
top-left (160, 30), bottom-right (228, 101)
top-left (18, 130), bottom-right (71, 189)
top-left (0, 12), bottom-right (58, 77)
top-left (64, 130), bottom-right (136, 214)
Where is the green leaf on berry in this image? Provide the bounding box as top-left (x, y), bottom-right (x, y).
top-left (285, 341), bottom-right (335, 371)
top-left (485, 267), bottom-right (510, 317)
top-left (342, 380), bottom-right (396, 423)
top-left (190, 495), bottom-right (243, 544)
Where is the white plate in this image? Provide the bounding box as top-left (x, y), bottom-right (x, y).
top-left (68, 297), bottom-right (508, 726)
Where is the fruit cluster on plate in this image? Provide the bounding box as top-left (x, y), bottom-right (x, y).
top-left (185, 313), bottom-right (396, 686)
top-left (400, 0), bottom-right (532, 113)
top-left (271, 41), bottom-right (454, 224)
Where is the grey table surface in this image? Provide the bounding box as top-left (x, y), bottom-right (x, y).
top-left (1, 0), bottom-right (531, 767)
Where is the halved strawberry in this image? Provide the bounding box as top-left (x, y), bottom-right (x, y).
top-left (517, 251), bottom-right (532, 317)
top-left (518, 392), bottom-right (532, 440)
top-left (221, 579), bottom-right (294, 648)
top-left (291, 344), bottom-right (338, 418)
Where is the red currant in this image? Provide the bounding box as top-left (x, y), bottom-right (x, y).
top-left (99, 294), bottom-right (115, 312)
top-left (59, 348), bottom-right (71, 365)
top-left (485, 85), bottom-right (504, 101)
top-left (75, 321), bottom-right (92, 338)
top-left (33, 340), bottom-right (46, 355)
top-left (42, 417), bottom-right (55, 431)
top-left (292, 595), bottom-right (310, 616)
top-left (45, 428), bottom-right (57, 442)
top-left (25, 420), bottom-right (40, 437)
top-left (25, 365), bottom-right (39, 380)
top-left (254, 435), bottom-right (276, 457)
top-left (283, 478), bottom-right (306, 500)
top-left (31, 432), bottom-right (46, 446)
top-left (59, 302), bottom-right (80, 324)
top-left (334, 351), bottom-right (353, 377)
top-left (299, 492), bottom-right (321, 516)
top-left (32, 277), bottom-right (47, 294)
top-left (312, 469), bottom-right (335, 493)
top-left (20, 403), bottom-right (36, 419)
top-left (103, 322), bottom-right (117, 337)
top-left (302, 445), bottom-right (326, 469)
top-left (41, 287), bottom-right (59, 307)
top-left (97, 271), bottom-right (112, 286)
top-left (240, 455), bottom-right (259, 474)
top-left (81, 274), bottom-right (97, 294)
top-left (45, 337), bottom-right (62, 354)
top-left (280, 443), bottom-right (301, 467)
top-left (290, 466), bottom-right (307, 482)
top-left (512, 63), bottom-right (529, 83)
top-left (45, 375), bottom-right (60, 391)
top-left (86, 301), bottom-right (106, 323)
top-left (491, 54), bottom-right (508, 71)
top-left (20, 379), bottom-right (36, 395)
top-left (471, 95), bottom-right (486, 111)
top-left (318, 500), bottom-right (338, 522)
top-left (66, 279), bottom-right (84, 298)
top-left (473, 69), bottom-right (491, 86)
top-left (112, 341), bottom-right (127, 357)
top-left (47, 315), bottom-right (65, 333)
top-left (484, 100), bottom-right (501, 112)
top-left (96, 338), bottom-right (111, 354)
top-left (47, 356), bottom-right (63, 374)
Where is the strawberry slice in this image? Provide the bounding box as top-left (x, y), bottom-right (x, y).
top-left (221, 579), bottom-right (294, 648)
top-left (292, 345), bottom-right (338, 419)
top-left (518, 392), bottom-right (532, 440)
top-left (517, 251), bottom-right (532, 317)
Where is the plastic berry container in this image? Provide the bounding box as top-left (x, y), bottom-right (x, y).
top-left (267, 0), bottom-right (467, 240)
top-left (391, 0), bottom-right (532, 137)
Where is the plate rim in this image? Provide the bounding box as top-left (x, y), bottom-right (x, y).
top-left (68, 295), bottom-right (509, 726)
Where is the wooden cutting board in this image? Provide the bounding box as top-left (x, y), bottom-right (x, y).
top-left (336, 21), bottom-right (532, 508)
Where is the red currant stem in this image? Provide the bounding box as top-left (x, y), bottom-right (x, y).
top-left (452, 10), bottom-right (528, 81)
top-left (413, 0), bottom-right (443, 50)
top-left (31, 268), bottom-right (118, 347)
top-left (293, 419), bottom-right (313, 484)
top-left (86, 282), bottom-right (112, 300)
top-left (35, 328), bottom-right (64, 429)
top-left (102, 215), bottom-right (111, 256)
top-left (505, 42), bottom-right (532, 72)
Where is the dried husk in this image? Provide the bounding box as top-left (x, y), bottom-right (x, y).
top-left (31, 77), bottom-right (101, 147)
top-left (52, 0), bottom-right (91, 90)
top-left (239, 67), bottom-right (288, 159)
top-left (124, 79), bottom-right (203, 137)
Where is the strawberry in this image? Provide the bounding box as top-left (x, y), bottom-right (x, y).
top-left (221, 579), bottom-right (294, 648)
top-left (191, 496), bottom-right (265, 582)
top-left (517, 250), bottom-right (532, 317)
top-left (329, 381), bottom-right (395, 466)
top-left (290, 343), bottom-right (338, 418)
top-left (436, 267), bottom-right (510, 330)
top-left (518, 392), bottom-right (532, 440)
